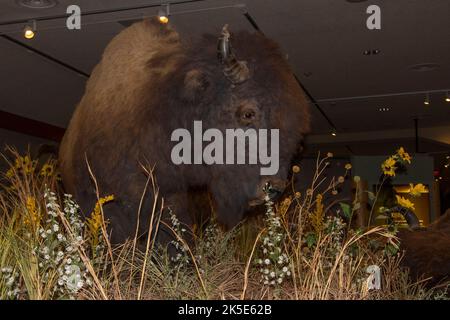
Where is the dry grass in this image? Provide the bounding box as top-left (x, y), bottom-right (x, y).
top-left (0, 148), bottom-right (447, 300)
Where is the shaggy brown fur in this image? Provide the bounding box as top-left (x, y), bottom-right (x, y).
top-left (59, 19), bottom-right (310, 245)
top-left (399, 209), bottom-right (450, 287)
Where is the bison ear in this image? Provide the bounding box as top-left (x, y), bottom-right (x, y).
top-left (181, 69), bottom-right (210, 103)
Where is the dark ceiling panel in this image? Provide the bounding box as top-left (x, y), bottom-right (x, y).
top-left (0, 36), bottom-right (85, 127)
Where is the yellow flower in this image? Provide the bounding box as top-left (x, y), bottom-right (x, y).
top-left (384, 168), bottom-right (396, 177)
top-left (381, 156), bottom-right (397, 177)
top-left (310, 194), bottom-right (324, 233)
top-left (40, 164), bottom-right (54, 177)
top-left (22, 156), bottom-right (34, 174)
top-left (6, 168), bottom-right (14, 178)
top-left (383, 157), bottom-right (396, 168)
top-left (86, 195), bottom-right (114, 249)
top-left (396, 195), bottom-right (415, 211)
top-left (338, 176), bottom-right (345, 183)
top-left (14, 157), bottom-right (22, 169)
top-left (294, 191), bottom-right (301, 199)
top-left (292, 165), bottom-right (300, 174)
top-left (409, 183), bottom-right (426, 197)
top-left (345, 163), bottom-right (352, 170)
top-left (25, 196), bottom-right (41, 228)
top-left (327, 152), bottom-right (334, 158)
top-left (13, 155), bottom-right (36, 175)
top-left (397, 147), bottom-right (411, 164)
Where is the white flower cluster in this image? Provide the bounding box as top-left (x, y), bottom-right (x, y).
top-left (0, 267), bottom-right (21, 299)
top-left (323, 216), bottom-right (346, 254)
top-left (256, 191), bottom-right (291, 286)
top-left (168, 210), bottom-right (190, 268)
top-left (37, 190), bottom-right (92, 299)
top-left (203, 221), bottom-right (220, 250)
top-left (195, 221), bottom-right (221, 273)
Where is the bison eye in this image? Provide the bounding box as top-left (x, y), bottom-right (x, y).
top-left (242, 111), bottom-right (255, 120)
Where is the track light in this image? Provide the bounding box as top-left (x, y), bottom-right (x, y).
top-left (446, 92), bottom-right (450, 102)
top-left (24, 20), bottom-right (36, 39)
top-left (424, 93), bottom-right (430, 105)
top-left (158, 4), bottom-right (170, 24)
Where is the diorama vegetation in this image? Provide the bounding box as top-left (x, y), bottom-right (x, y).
top-left (0, 147), bottom-right (448, 300)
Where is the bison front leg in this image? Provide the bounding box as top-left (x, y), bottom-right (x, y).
top-left (210, 182), bottom-right (248, 230)
top-left (101, 201), bottom-right (138, 245)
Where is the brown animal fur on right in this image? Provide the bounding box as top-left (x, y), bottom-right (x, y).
top-left (399, 209), bottom-right (450, 287)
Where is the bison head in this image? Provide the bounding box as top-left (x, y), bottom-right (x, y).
top-left (157, 25), bottom-right (311, 228)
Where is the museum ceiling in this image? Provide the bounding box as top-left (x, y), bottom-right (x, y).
top-left (0, 0), bottom-right (449, 159)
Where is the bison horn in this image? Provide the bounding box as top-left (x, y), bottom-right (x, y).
top-left (389, 206), bottom-right (421, 230)
top-left (217, 24), bottom-right (250, 84)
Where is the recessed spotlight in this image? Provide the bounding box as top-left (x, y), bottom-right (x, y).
top-left (445, 92), bottom-right (450, 102)
top-left (363, 49), bottom-right (381, 55)
top-left (379, 107), bottom-right (390, 112)
top-left (158, 4), bottom-right (170, 24)
top-left (23, 20), bottom-right (36, 39)
top-left (424, 93), bottom-right (430, 105)
top-left (16, 0), bottom-right (58, 9)
top-left (331, 131), bottom-right (337, 137)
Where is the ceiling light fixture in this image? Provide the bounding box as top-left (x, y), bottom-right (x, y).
top-left (379, 107), bottom-right (390, 112)
top-left (424, 93), bottom-right (430, 106)
top-left (158, 4), bottom-right (170, 24)
top-left (363, 49), bottom-right (380, 56)
top-left (331, 131), bottom-right (337, 137)
top-left (445, 92), bottom-right (450, 102)
top-left (23, 20), bottom-right (37, 39)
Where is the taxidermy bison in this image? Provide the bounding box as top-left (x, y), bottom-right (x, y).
top-left (59, 19), bottom-right (311, 245)
top-left (396, 208), bottom-right (450, 288)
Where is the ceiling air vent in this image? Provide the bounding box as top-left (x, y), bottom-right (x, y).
top-left (16, 0), bottom-right (58, 9)
top-left (409, 63), bottom-right (440, 72)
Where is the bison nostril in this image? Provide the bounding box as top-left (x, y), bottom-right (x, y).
top-left (268, 188), bottom-right (282, 200)
top-left (263, 181), bottom-right (283, 200)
